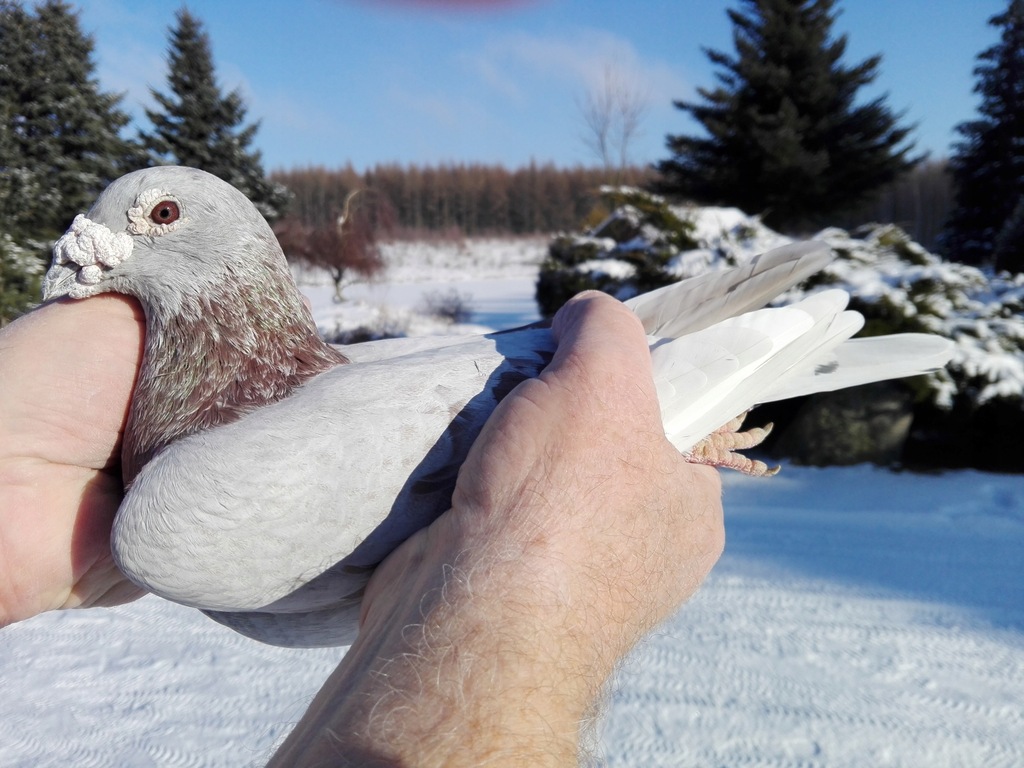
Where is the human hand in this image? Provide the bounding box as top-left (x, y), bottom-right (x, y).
top-left (270, 292), bottom-right (724, 767)
top-left (0, 296), bottom-right (145, 625)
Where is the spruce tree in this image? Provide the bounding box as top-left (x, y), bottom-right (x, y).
top-left (0, 0), bottom-right (136, 235)
top-left (942, 0), bottom-right (1024, 273)
top-left (143, 9), bottom-right (288, 221)
top-left (654, 0), bottom-right (918, 231)
top-left (0, 3), bottom-right (41, 235)
top-left (0, 0), bottom-right (138, 323)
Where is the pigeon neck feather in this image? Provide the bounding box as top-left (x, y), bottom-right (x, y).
top-left (122, 268), bottom-right (346, 484)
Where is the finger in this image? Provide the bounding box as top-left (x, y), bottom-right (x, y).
top-left (550, 291), bottom-right (651, 374)
top-left (0, 295), bottom-right (144, 468)
top-left (547, 291), bottom-right (660, 426)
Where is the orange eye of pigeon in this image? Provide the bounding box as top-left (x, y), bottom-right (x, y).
top-left (150, 200), bottom-right (180, 225)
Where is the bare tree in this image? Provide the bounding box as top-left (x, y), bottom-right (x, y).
top-left (577, 64), bottom-right (649, 179)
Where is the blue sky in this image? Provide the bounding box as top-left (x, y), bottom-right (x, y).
top-left (81, 0), bottom-right (1007, 172)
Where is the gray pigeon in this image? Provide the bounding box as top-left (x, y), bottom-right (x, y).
top-left (42, 166), bottom-right (953, 647)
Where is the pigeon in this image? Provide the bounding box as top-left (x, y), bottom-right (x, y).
top-left (42, 166), bottom-right (953, 648)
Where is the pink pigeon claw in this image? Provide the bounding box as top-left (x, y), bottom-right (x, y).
top-left (42, 167), bottom-right (954, 648)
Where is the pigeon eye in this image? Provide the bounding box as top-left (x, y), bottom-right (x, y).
top-left (150, 200), bottom-right (180, 225)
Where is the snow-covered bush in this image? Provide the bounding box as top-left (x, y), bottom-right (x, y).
top-left (538, 188), bottom-right (1024, 471)
top-left (536, 188), bottom-right (699, 315)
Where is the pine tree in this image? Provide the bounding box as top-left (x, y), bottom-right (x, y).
top-left (0, 0), bottom-right (137, 235)
top-left (143, 9), bottom-right (289, 221)
top-left (942, 0), bottom-right (1024, 273)
top-left (0, 0), bottom-right (138, 323)
top-left (654, 0), bottom-right (919, 231)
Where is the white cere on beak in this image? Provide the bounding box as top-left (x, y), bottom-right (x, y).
top-left (53, 214), bottom-right (134, 269)
top-left (78, 264), bottom-right (104, 285)
top-left (45, 214), bottom-right (134, 299)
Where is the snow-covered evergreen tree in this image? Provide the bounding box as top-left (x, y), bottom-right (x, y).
top-left (0, 0), bottom-right (138, 323)
top-left (0, 0), bottom-right (136, 234)
top-left (942, 0), bottom-right (1024, 273)
top-left (654, 0), bottom-right (919, 231)
top-left (142, 9), bottom-right (289, 221)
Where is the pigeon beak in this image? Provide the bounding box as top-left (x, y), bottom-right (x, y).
top-left (42, 261), bottom-right (84, 301)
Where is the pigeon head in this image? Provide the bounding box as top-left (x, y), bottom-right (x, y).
top-left (44, 166), bottom-right (347, 484)
top-left (44, 166), bottom-right (285, 309)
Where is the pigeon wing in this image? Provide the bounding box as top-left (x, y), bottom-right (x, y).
top-left (113, 329), bottom-right (554, 619)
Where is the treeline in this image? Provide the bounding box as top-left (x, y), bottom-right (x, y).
top-left (271, 163), bottom-right (654, 237)
top-left (272, 160), bottom-right (953, 249)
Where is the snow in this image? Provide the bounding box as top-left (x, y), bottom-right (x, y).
top-left (1, 232), bottom-right (46, 275)
top-left (578, 258), bottom-right (638, 280)
top-left (292, 235), bottom-right (546, 338)
top-left (604, 467), bottom-right (1024, 767)
top-left (3, 236), bottom-right (1022, 767)
top-left (685, 205), bottom-right (791, 256)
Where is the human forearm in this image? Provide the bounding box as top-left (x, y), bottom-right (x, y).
top-left (268, 516), bottom-right (600, 767)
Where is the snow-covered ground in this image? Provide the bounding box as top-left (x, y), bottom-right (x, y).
top-left (294, 236), bottom-right (548, 338)
top-left (3, 238), bottom-right (1022, 767)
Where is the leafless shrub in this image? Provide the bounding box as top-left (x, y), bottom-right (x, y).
top-left (420, 288), bottom-right (474, 325)
top-left (274, 191), bottom-right (387, 302)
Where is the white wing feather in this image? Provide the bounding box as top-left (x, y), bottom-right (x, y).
top-left (625, 240), bottom-right (833, 337)
top-left (761, 333), bottom-right (956, 403)
top-left (652, 291), bottom-right (867, 450)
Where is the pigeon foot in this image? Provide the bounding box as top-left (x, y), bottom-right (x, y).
top-left (686, 413), bottom-right (780, 477)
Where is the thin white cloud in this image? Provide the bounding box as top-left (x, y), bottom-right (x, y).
top-left (467, 54), bottom-right (527, 103)
top-left (469, 28), bottom-right (689, 108)
top-left (256, 88), bottom-right (346, 137)
top-left (388, 85), bottom-right (466, 130)
top-left (91, 33), bottom-right (166, 121)
top-left (454, 27), bottom-right (693, 166)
